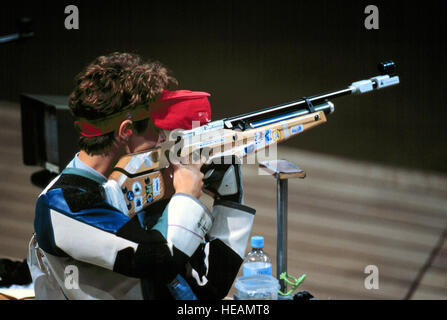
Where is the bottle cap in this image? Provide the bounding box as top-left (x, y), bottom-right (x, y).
top-left (251, 236), bottom-right (264, 248)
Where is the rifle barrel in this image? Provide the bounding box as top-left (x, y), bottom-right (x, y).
top-left (222, 65), bottom-right (399, 131)
top-left (224, 87), bottom-right (352, 130)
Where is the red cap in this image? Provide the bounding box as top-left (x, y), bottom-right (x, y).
top-left (150, 90), bottom-right (211, 130)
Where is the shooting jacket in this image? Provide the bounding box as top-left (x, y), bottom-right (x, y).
top-left (27, 155), bottom-right (255, 300)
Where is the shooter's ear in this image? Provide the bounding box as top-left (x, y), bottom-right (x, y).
top-left (118, 120), bottom-right (133, 142)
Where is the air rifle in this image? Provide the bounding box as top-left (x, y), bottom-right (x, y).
top-left (108, 61), bottom-right (400, 217)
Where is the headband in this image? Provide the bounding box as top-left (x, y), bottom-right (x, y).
top-left (74, 90), bottom-right (211, 137)
top-left (74, 104), bottom-right (150, 137)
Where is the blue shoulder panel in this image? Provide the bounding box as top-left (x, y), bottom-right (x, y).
top-left (34, 194), bottom-right (67, 257)
top-left (45, 188), bottom-right (130, 234)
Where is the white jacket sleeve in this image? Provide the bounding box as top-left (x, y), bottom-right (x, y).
top-left (152, 193), bottom-right (213, 257)
top-left (207, 200), bottom-right (256, 258)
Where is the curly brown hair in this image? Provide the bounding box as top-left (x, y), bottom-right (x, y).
top-left (69, 52), bottom-right (178, 155)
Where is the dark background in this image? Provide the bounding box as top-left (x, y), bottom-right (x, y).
top-left (1, 0), bottom-right (446, 174)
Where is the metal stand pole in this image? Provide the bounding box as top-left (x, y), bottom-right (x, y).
top-left (277, 178), bottom-right (288, 292)
top-left (259, 159), bottom-right (306, 294)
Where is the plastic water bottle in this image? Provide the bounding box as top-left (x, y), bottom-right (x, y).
top-left (242, 236), bottom-right (272, 276)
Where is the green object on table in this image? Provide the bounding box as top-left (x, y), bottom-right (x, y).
top-left (278, 272), bottom-right (307, 296)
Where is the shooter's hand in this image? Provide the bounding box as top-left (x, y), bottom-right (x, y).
top-left (169, 157), bottom-right (205, 199)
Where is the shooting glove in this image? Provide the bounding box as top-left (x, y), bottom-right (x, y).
top-left (202, 156), bottom-right (244, 204)
top-left (202, 156), bottom-right (255, 258)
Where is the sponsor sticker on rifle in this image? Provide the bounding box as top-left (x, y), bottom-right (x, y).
top-left (198, 136), bottom-right (225, 148)
top-left (144, 155), bottom-right (153, 168)
top-left (254, 131), bottom-right (265, 149)
top-left (291, 124), bottom-right (304, 134)
top-left (153, 177), bottom-right (161, 196)
top-left (134, 196), bottom-right (143, 212)
top-left (146, 184), bottom-right (153, 196)
top-left (244, 143), bottom-right (255, 155)
top-left (126, 191), bottom-right (135, 201)
top-left (132, 182), bottom-right (142, 195)
top-left (265, 129), bottom-right (273, 145)
top-left (273, 129), bottom-right (281, 142)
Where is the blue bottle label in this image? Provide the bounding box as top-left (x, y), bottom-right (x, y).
top-left (243, 262), bottom-right (272, 276)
